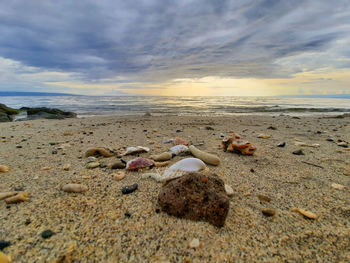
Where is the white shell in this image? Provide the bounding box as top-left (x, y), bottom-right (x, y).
top-left (124, 146), bottom-right (150, 155)
top-left (161, 158), bottom-right (206, 182)
top-left (170, 145), bottom-right (189, 155)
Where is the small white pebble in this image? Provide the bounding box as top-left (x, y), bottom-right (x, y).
top-left (331, 183), bottom-right (345, 190)
top-left (189, 238), bottom-right (200, 249)
top-left (225, 184), bottom-right (234, 197)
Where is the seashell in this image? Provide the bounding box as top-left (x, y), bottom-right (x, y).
top-left (170, 145), bottom-right (189, 156)
top-left (85, 147), bottom-right (115, 157)
top-left (161, 158), bottom-right (206, 182)
top-left (292, 208), bottom-right (317, 219)
top-left (0, 165), bottom-right (9, 173)
top-left (123, 146), bottom-right (150, 155)
top-left (126, 157), bottom-right (155, 171)
top-left (62, 184), bottom-right (88, 193)
top-left (231, 140), bottom-right (256, 155)
top-left (5, 192), bottom-right (28, 204)
top-left (86, 162), bottom-right (100, 169)
top-left (0, 192), bottom-right (17, 200)
top-left (173, 137), bottom-right (188, 146)
top-left (189, 145), bottom-right (220, 166)
top-left (150, 152), bottom-right (173, 161)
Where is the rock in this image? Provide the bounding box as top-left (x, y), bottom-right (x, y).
top-left (189, 238), bottom-right (200, 249)
top-left (0, 251), bottom-right (11, 263)
top-left (205, 126), bottom-right (214, 130)
top-left (85, 147), bottom-right (115, 157)
top-left (267, 126), bottom-right (277, 130)
top-left (158, 172), bottom-right (229, 227)
top-left (224, 184), bottom-right (234, 197)
top-left (109, 160), bottom-right (126, 169)
top-left (337, 142), bottom-right (348, 148)
top-left (292, 208), bottom-right (317, 219)
top-left (63, 164), bottom-right (71, 171)
top-left (170, 145), bottom-right (189, 156)
top-left (161, 158), bottom-right (207, 182)
top-left (5, 192), bottom-right (28, 204)
top-left (123, 146), bottom-right (150, 155)
top-left (189, 145), bottom-right (220, 166)
top-left (86, 162), bottom-right (100, 169)
top-left (0, 103), bottom-right (19, 122)
top-left (292, 149), bottom-right (304, 155)
top-left (0, 112), bottom-right (11, 122)
top-left (331, 183), bottom-right (345, 190)
top-left (150, 152), bottom-right (173, 162)
top-left (277, 142), bottom-right (286, 147)
top-left (126, 158), bottom-right (155, 171)
top-left (262, 208), bottom-right (276, 217)
top-left (257, 134), bottom-right (271, 139)
top-left (122, 183), bottom-right (138, 194)
top-left (61, 184), bottom-right (88, 193)
top-left (258, 195), bottom-right (271, 202)
top-left (20, 107), bottom-right (76, 120)
top-left (173, 137), bottom-right (188, 146)
top-left (41, 230), bottom-right (54, 239)
top-left (113, 171), bottom-right (125, 181)
top-left (0, 192), bottom-right (17, 200)
top-left (0, 241), bottom-right (11, 250)
top-left (0, 165), bottom-right (9, 173)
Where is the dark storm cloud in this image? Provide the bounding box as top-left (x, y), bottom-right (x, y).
top-left (0, 0), bottom-right (349, 81)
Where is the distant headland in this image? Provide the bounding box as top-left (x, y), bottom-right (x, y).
top-left (0, 91), bottom-right (81, 96)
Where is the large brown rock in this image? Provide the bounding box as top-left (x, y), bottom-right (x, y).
top-left (158, 172), bottom-right (229, 227)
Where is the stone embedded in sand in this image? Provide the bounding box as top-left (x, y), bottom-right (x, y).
top-left (0, 165), bottom-right (9, 173)
top-left (277, 142), bottom-right (286, 147)
top-left (126, 157), bottom-right (155, 171)
top-left (123, 146), bottom-right (150, 155)
top-left (121, 183), bottom-right (138, 194)
top-left (262, 208), bottom-right (276, 217)
top-left (109, 160), bottom-right (126, 169)
top-left (86, 162), bottom-right (100, 169)
top-left (85, 147), bottom-right (115, 157)
top-left (189, 238), bottom-right (200, 249)
top-left (150, 152), bottom-right (173, 161)
top-left (5, 192), bottom-right (28, 204)
top-left (158, 172), bottom-right (229, 227)
top-left (292, 149), bottom-right (304, 155)
top-left (331, 183), bottom-right (345, 190)
top-left (0, 192), bottom-right (17, 200)
top-left (224, 184), bottom-right (234, 197)
top-left (292, 208), bottom-right (317, 219)
top-left (62, 184), bottom-right (88, 193)
top-left (113, 171), bottom-right (125, 181)
top-left (173, 137), bottom-right (188, 146)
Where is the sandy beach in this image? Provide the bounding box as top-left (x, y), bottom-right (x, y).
top-left (0, 114), bottom-right (349, 262)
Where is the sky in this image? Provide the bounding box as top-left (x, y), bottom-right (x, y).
top-left (0, 0), bottom-right (350, 96)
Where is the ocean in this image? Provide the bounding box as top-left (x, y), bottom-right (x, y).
top-left (1, 96), bottom-right (349, 118)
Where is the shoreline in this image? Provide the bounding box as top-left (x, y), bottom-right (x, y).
top-left (0, 114), bottom-right (349, 262)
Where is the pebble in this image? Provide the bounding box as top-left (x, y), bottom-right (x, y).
top-left (16, 145), bottom-right (22, 148)
top-left (0, 241), bottom-right (11, 250)
top-left (258, 195), bottom-right (271, 202)
top-left (5, 192), bottom-right (28, 204)
top-left (337, 142), bottom-right (348, 148)
top-left (87, 156), bottom-right (97, 163)
top-left (292, 208), bottom-right (317, 219)
top-left (86, 162), bottom-right (100, 169)
top-left (0, 165), bottom-right (9, 173)
top-left (109, 160), bottom-right (126, 169)
top-left (41, 230), bottom-right (54, 239)
top-left (63, 164), bottom-right (71, 171)
top-left (257, 134), bottom-right (271, 139)
top-left (85, 147), bottom-right (115, 157)
top-left (52, 149), bottom-right (58, 154)
top-left (262, 208), bottom-right (276, 217)
top-left (189, 145), bottom-right (221, 166)
top-left (189, 238), bottom-right (200, 249)
top-left (292, 149), bottom-right (304, 155)
top-left (277, 142), bottom-right (286, 147)
top-left (61, 184), bottom-right (88, 193)
top-left (150, 152), bottom-right (173, 162)
top-left (122, 183), bottom-right (138, 194)
top-left (113, 171), bottom-right (125, 181)
top-left (0, 192), bottom-right (17, 200)
top-left (224, 184), bottom-right (234, 197)
top-left (331, 183), bottom-right (345, 190)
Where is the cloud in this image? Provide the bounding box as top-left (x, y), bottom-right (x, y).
top-left (0, 0), bottom-right (349, 91)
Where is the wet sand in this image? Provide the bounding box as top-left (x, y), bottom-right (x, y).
top-left (0, 114), bottom-right (349, 262)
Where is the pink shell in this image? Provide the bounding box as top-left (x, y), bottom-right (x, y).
top-left (126, 157), bottom-right (155, 171)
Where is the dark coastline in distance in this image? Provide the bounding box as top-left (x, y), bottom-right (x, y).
top-left (0, 91), bottom-right (81, 96)
top-left (279, 94), bottom-right (350, 99)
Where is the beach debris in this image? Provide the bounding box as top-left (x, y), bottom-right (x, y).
top-left (63, 164), bottom-right (71, 171)
top-left (109, 160), bottom-right (126, 169)
top-left (0, 165), bottom-right (9, 173)
top-left (294, 142), bottom-right (320, 148)
top-left (258, 195), bottom-right (271, 202)
top-left (150, 152), bottom-right (173, 162)
top-left (41, 230), bottom-right (55, 239)
top-left (85, 147), bottom-right (115, 157)
top-left (224, 184), bottom-right (234, 197)
top-left (189, 238), bottom-right (200, 249)
top-left (126, 157), bottom-right (155, 171)
top-left (173, 137), bottom-right (188, 146)
top-left (331, 183), bottom-right (345, 190)
top-left (122, 183), bottom-right (138, 194)
top-left (162, 139), bottom-right (174, 144)
top-left (205, 126), bottom-right (214, 130)
top-left (277, 142), bottom-right (286, 147)
top-left (113, 171), bottom-right (125, 181)
top-left (170, 145), bottom-right (189, 156)
top-left (5, 192), bottom-right (28, 204)
top-left (162, 158), bottom-right (207, 182)
top-left (301, 161), bottom-right (324, 169)
top-left (189, 145), bottom-right (220, 166)
top-left (326, 138), bottom-right (334, 142)
top-left (61, 184), bottom-right (88, 193)
top-left (0, 192), bottom-right (17, 200)
top-left (0, 241), bottom-right (11, 250)
top-left (262, 208), bottom-right (276, 217)
top-left (222, 137), bottom-right (257, 155)
top-left (0, 251), bottom-right (11, 263)
top-left (155, 161), bottom-right (169, 167)
top-left (158, 172), bottom-right (229, 227)
top-left (86, 162), bottom-right (100, 169)
top-left (267, 126), bottom-right (277, 130)
top-left (87, 156), bottom-right (97, 163)
top-left (292, 208), bottom-right (317, 219)
top-left (292, 149), bottom-right (304, 155)
top-left (257, 134), bottom-right (271, 139)
top-left (123, 146), bottom-right (150, 155)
